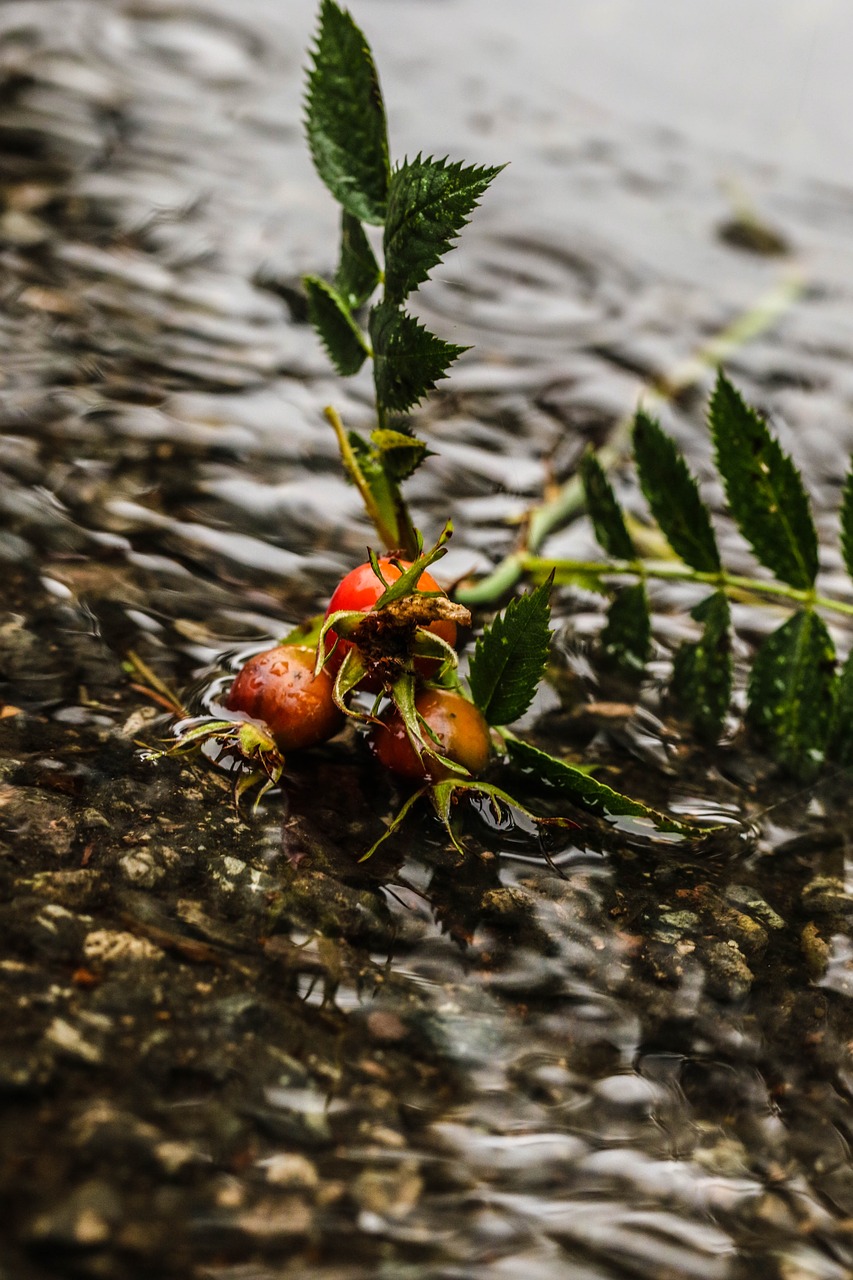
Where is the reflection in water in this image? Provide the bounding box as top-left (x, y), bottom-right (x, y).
top-left (3, 1), bottom-right (853, 1277)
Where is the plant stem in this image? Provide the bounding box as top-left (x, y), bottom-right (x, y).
top-left (456, 552), bottom-right (527, 606)
top-left (521, 554), bottom-right (853, 619)
top-left (324, 404), bottom-right (399, 551)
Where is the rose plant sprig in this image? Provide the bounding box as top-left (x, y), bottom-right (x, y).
top-left (139, 7), bottom-right (824, 849)
top-left (303, 0), bottom-right (504, 557)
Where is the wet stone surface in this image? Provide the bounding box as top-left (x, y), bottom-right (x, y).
top-left (4, 1), bottom-right (853, 1278)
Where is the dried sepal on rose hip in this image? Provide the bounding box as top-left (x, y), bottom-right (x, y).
top-left (145, 644), bottom-right (344, 812)
top-left (318, 531), bottom-right (470, 701)
top-left (324, 558), bottom-right (459, 685)
top-left (148, 712), bottom-right (287, 812)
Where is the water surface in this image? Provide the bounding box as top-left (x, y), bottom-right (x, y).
top-left (3, 3), bottom-right (853, 1278)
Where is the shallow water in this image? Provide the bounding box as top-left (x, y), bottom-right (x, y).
top-left (4, 3), bottom-right (853, 1278)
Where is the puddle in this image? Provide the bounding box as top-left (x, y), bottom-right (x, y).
top-left (3, 2), bottom-right (853, 1277)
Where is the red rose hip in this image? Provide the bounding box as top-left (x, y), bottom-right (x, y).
top-left (324, 558), bottom-right (458, 687)
top-left (226, 645), bottom-right (342, 752)
top-left (372, 688), bottom-right (491, 782)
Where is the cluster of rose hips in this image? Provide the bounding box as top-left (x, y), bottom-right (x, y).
top-left (224, 551), bottom-right (492, 788)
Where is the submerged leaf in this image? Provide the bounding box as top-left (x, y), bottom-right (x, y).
top-left (370, 302), bottom-right (467, 413)
top-left (601, 582), bottom-right (650, 675)
top-left (580, 449), bottom-right (635, 561)
top-left (671, 590), bottom-right (732, 741)
top-left (335, 210), bottom-right (381, 309)
top-left (633, 410), bottom-right (721, 572)
top-left (710, 371), bottom-right (818, 589)
top-left (431, 776), bottom-right (580, 858)
top-left (384, 155), bottom-right (505, 303)
top-left (468, 578), bottom-right (553, 727)
top-left (506, 738), bottom-right (708, 839)
top-left (303, 275), bottom-right (369, 375)
top-left (359, 786), bottom-right (427, 861)
top-left (304, 0), bottom-right (390, 224)
top-left (746, 608), bottom-right (837, 777)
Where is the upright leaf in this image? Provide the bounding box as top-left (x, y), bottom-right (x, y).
top-left (371, 429), bottom-right (430, 481)
top-left (746, 609), bottom-right (837, 777)
top-left (335, 211), bottom-right (380, 309)
top-left (671, 590), bottom-right (732, 741)
top-left (839, 458), bottom-right (853, 582)
top-left (468, 579), bottom-right (553, 727)
top-left (580, 450), bottom-right (635, 561)
top-left (370, 302), bottom-right (467, 413)
top-left (505, 738), bottom-right (708, 839)
top-left (384, 155), bottom-right (505, 303)
top-left (601, 583), bottom-right (650, 675)
top-left (304, 0), bottom-right (390, 225)
top-left (303, 275), bottom-right (369, 375)
top-left (347, 431), bottom-right (407, 550)
top-left (710, 371), bottom-right (818, 589)
top-left (633, 410), bottom-right (720, 572)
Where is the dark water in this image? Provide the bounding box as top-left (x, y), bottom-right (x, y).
top-left (4, 2), bottom-right (853, 1277)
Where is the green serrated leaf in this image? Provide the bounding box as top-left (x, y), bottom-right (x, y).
top-left (830, 648), bottom-right (853, 766)
top-left (505, 738), bottom-right (707, 839)
top-left (671, 590), bottom-right (732, 741)
top-left (335, 211), bottom-right (380, 309)
top-left (303, 275), bottom-right (369, 375)
top-left (304, 0), bottom-right (390, 225)
top-left (370, 302), bottom-right (467, 413)
top-left (746, 609), bottom-right (837, 777)
top-left (633, 410), bottom-right (721, 572)
top-left (384, 154), bottom-right (505, 303)
top-left (468, 578), bottom-right (553, 726)
top-left (579, 449), bottom-right (635, 561)
top-left (371, 428), bottom-right (430, 481)
top-left (710, 370), bottom-right (818, 589)
top-left (840, 459), bottom-right (853, 582)
top-left (601, 582), bottom-right (650, 675)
